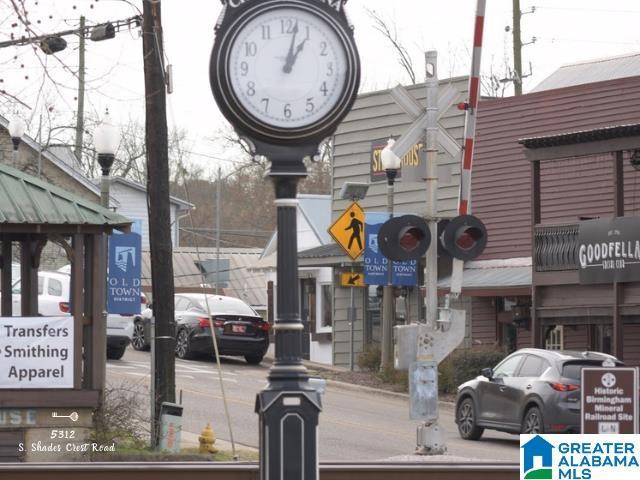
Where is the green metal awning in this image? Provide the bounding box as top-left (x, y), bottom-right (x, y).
top-left (0, 162), bottom-right (130, 229)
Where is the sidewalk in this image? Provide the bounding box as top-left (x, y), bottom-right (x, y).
top-left (262, 349), bottom-right (456, 410)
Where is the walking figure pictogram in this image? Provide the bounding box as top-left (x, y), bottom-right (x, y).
top-left (345, 212), bottom-right (363, 250)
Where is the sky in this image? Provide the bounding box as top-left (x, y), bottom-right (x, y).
top-left (2, 0), bottom-right (640, 177)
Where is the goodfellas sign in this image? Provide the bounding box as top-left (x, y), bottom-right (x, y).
top-left (578, 217), bottom-right (640, 284)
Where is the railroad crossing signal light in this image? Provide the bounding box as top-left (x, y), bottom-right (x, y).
top-left (378, 215), bottom-right (431, 261)
top-left (440, 214), bottom-right (488, 261)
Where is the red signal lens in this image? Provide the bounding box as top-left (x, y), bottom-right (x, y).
top-left (399, 227), bottom-right (423, 252)
top-left (59, 302), bottom-right (70, 313)
top-left (456, 227), bottom-right (482, 251)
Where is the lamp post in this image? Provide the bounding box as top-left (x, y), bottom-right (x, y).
top-left (94, 110), bottom-right (119, 209)
top-left (380, 139), bottom-right (402, 370)
top-left (8, 115), bottom-right (26, 168)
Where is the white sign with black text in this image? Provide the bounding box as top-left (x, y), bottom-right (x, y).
top-left (0, 316), bottom-right (74, 389)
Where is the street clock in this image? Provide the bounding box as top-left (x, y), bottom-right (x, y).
top-left (210, 0), bottom-right (360, 157)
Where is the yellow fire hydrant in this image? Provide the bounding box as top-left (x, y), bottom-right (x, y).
top-left (198, 423), bottom-right (218, 454)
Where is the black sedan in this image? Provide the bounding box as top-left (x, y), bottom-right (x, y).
top-left (455, 348), bottom-right (621, 439)
top-left (132, 293), bottom-right (270, 365)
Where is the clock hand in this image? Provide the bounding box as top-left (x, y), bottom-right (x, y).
top-left (282, 21), bottom-right (299, 73)
top-left (287, 38), bottom-right (308, 70)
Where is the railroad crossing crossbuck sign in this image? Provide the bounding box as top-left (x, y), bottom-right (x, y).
top-left (328, 202), bottom-right (365, 260)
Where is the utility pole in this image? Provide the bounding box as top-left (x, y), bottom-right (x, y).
top-left (216, 166), bottom-right (221, 294)
top-left (512, 0), bottom-right (523, 95)
top-left (74, 16), bottom-right (85, 162)
top-left (424, 51), bottom-right (438, 330)
top-left (142, 0), bottom-right (175, 446)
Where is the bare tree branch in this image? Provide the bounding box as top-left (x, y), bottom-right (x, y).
top-left (365, 7), bottom-right (417, 85)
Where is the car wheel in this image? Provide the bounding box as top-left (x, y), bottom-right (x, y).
top-left (132, 320), bottom-right (149, 351)
top-left (522, 406), bottom-right (544, 434)
top-left (175, 329), bottom-right (192, 359)
top-left (107, 345), bottom-right (127, 360)
top-left (457, 397), bottom-right (484, 440)
top-left (245, 353), bottom-right (264, 365)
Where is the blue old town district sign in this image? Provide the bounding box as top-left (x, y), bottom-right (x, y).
top-left (107, 232), bottom-right (142, 314)
top-left (364, 212), bottom-right (418, 286)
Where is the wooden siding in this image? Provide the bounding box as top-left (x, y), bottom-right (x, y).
top-left (471, 297), bottom-right (496, 347)
top-left (563, 324), bottom-right (589, 351)
top-left (539, 284), bottom-right (613, 309)
top-left (623, 324), bottom-right (640, 367)
top-left (109, 182), bottom-right (179, 249)
top-left (473, 76), bottom-right (640, 260)
top-left (332, 77), bottom-right (468, 221)
top-left (540, 155), bottom-right (614, 224)
top-left (517, 326), bottom-right (532, 350)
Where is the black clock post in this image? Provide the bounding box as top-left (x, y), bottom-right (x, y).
top-left (210, 1), bottom-right (360, 478)
top-left (256, 155), bottom-right (322, 480)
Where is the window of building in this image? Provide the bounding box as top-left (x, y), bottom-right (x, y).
top-left (319, 284), bottom-right (332, 330)
top-left (545, 326), bottom-right (564, 350)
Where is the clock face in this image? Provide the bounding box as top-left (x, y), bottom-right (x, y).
top-left (227, 7), bottom-right (348, 130)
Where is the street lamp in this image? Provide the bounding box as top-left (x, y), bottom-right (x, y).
top-left (380, 138), bottom-right (401, 370)
top-left (94, 109), bottom-right (119, 209)
top-left (8, 115), bottom-right (26, 168)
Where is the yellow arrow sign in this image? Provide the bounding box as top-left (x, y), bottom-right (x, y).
top-left (328, 202), bottom-right (365, 260)
top-left (340, 272), bottom-right (365, 288)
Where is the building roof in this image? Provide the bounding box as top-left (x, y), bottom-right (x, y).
top-left (109, 176), bottom-right (193, 210)
top-left (438, 258), bottom-right (532, 292)
top-left (518, 123), bottom-right (640, 149)
top-left (532, 52), bottom-right (640, 92)
top-left (0, 162), bottom-right (130, 228)
top-left (141, 247), bottom-right (267, 309)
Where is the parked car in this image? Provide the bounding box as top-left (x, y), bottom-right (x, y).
top-left (455, 348), bottom-right (621, 439)
top-left (9, 271), bottom-right (71, 316)
top-left (56, 264), bottom-right (146, 360)
top-left (133, 293), bottom-right (270, 364)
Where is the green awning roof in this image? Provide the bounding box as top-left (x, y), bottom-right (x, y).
top-left (0, 162), bottom-right (131, 228)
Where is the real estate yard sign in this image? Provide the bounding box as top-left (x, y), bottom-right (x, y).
top-left (0, 316), bottom-right (74, 388)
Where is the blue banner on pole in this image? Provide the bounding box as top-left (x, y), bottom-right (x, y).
top-left (364, 212), bottom-right (418, 286)
top-left (107, 232), bottom-right (142, 314)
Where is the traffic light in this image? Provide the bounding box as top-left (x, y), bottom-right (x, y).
top-left (39, 36), bottom-right (67, 54)
top-left (378, 215), bottom-right (431, 261)
top-left (439, 214), bottom-right (488, 261)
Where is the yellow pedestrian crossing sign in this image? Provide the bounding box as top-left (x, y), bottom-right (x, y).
top-left (328, 202), bottom-right (365, 260)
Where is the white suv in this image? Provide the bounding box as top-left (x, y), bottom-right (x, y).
top-left (10, 271), bottom-right (71, 316)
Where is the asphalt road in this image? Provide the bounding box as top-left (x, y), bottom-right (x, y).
top-left (107, 348), bottom-right (519, 462)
